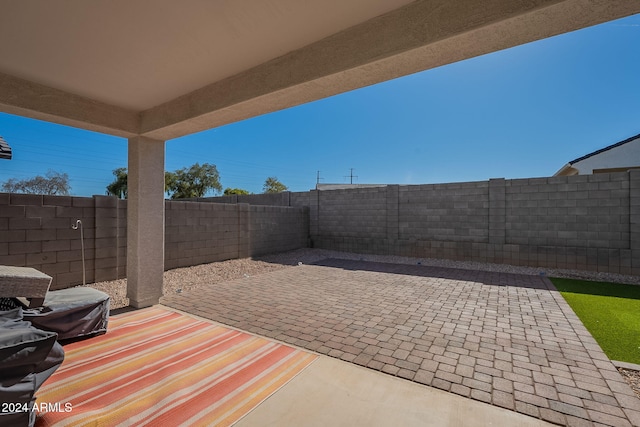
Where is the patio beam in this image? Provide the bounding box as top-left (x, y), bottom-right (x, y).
top-left (127, 136), bottom-right (165, 308)
top-left (0, 72), bottom-right (140, 138)
top-left (138, 0), bottom-right (640, 141)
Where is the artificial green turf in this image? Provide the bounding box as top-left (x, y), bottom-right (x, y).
top-left (550, 278), bottom-right (640, 365)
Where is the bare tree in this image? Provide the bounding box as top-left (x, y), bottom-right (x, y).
top-left (1, 170), bottom-right (71, 195)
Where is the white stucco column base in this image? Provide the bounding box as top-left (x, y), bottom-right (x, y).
top-left (127, 136), bottom-right (165, 308)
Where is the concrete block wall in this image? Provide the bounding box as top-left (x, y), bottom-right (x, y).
top-left (249, 205), bottom-right (309, 256)
top-left (504, 174), bottom-right (630, 249)
top-left (196, 191), bottom-right (311, 207)
top-left (0, 193), bottom-right (122, 290)
top-left (93, 195), bottom-right (122, 283)
top-left (238, 192), bottom-right (291, 206)
top-left (317, 187), bottom-right (387, 239)
top-left (1, 194), bottom-right (309, 288)
top-left (629, 170), bottom-right (640, 275)
top-left (398, 181), bottom-right (489, 242)
top-left (164, 201), bottom-right (245, 270)
top-left (306, 173), bottom-right (638, 275)
top-left (116, 199), bottom-right (127, 280)
top-left (194, 191), bottom-right (303, 206)
top-left (164, 201), bottom-right (308, 268)
top-left (197, 175), bottom-right (638, 275)
top-left (289, 191), bottom-right (311, 208)
top-left (3, 170), bottom-right (638, 287)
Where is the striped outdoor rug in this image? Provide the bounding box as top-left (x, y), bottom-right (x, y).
top-left (35, 306), bottom-right (317, 427)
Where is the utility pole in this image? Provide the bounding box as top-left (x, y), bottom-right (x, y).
top-left (316, 170), bottom-right (323, 189)
top-left (344, 168), bottom-right (358, 184)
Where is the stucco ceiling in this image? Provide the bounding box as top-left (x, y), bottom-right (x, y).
top-left (0, 0), bottom-right (413, 111)
top-left (0, 0), bottom-right (639, 141)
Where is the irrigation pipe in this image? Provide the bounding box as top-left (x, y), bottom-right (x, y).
top-left (72, 219), bottom-right (86, 286)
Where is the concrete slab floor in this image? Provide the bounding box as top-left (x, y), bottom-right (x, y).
top-left (236, 355), bottom-right (554, 427)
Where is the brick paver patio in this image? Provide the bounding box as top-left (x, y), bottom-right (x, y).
top-left (161, 259), bottom-right (640, 426)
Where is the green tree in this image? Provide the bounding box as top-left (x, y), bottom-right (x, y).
top-left (263, 176), bottom-right (288, 193)
top-left (224, 188), bottom-right (251, 195)
top-left (1, 170), bottom-right (71, 195)
top-left (166, 162), bottom-right (222, 199)
top-left (105, 167), bottom-right (175, 199)
top-left (106, 167), bottom-right (128, 198)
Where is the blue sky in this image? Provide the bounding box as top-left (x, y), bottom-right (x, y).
top-left (1, 13), bottom-right (639, 197)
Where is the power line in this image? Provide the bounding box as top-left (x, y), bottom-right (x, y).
top-left (344, 168), bottom-right (358, 184)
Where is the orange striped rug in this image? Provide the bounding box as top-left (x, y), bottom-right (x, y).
top-left (35, 306), bottom-right (317, 427)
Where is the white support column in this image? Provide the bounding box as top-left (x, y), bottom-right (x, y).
top-left (127, 136), bottom-right (165, 308)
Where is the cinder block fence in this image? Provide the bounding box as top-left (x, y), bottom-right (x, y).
top-left (1, 170), bottom-right (639, 289)
top-left (0, 194), bottom-right (308, 289)
top-left (201, 170), bottom-right (640, 276)
top-left (0, 193), bottom-right (119, 289)
top-left (305, 173), bottom-right (639, 275)
top-left (164, 201), bottom-right (309, 270)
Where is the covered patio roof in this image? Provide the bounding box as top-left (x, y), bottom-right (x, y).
top-left (1, 0), bottom-right (639, 307)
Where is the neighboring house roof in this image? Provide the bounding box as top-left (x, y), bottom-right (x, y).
top-left (568, 131), bottom-right (640, 165)
top-left (0, 136), bottom-right (12, 160)
top-left (554, 132), bottom-right (640, 176)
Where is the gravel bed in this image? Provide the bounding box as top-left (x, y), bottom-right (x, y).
top-left (619, 368), bottom-right (640, 399)
top-left (90, 248), bottom-right (640, 310)
top-left (88, 248), bottom-right (640, 397)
